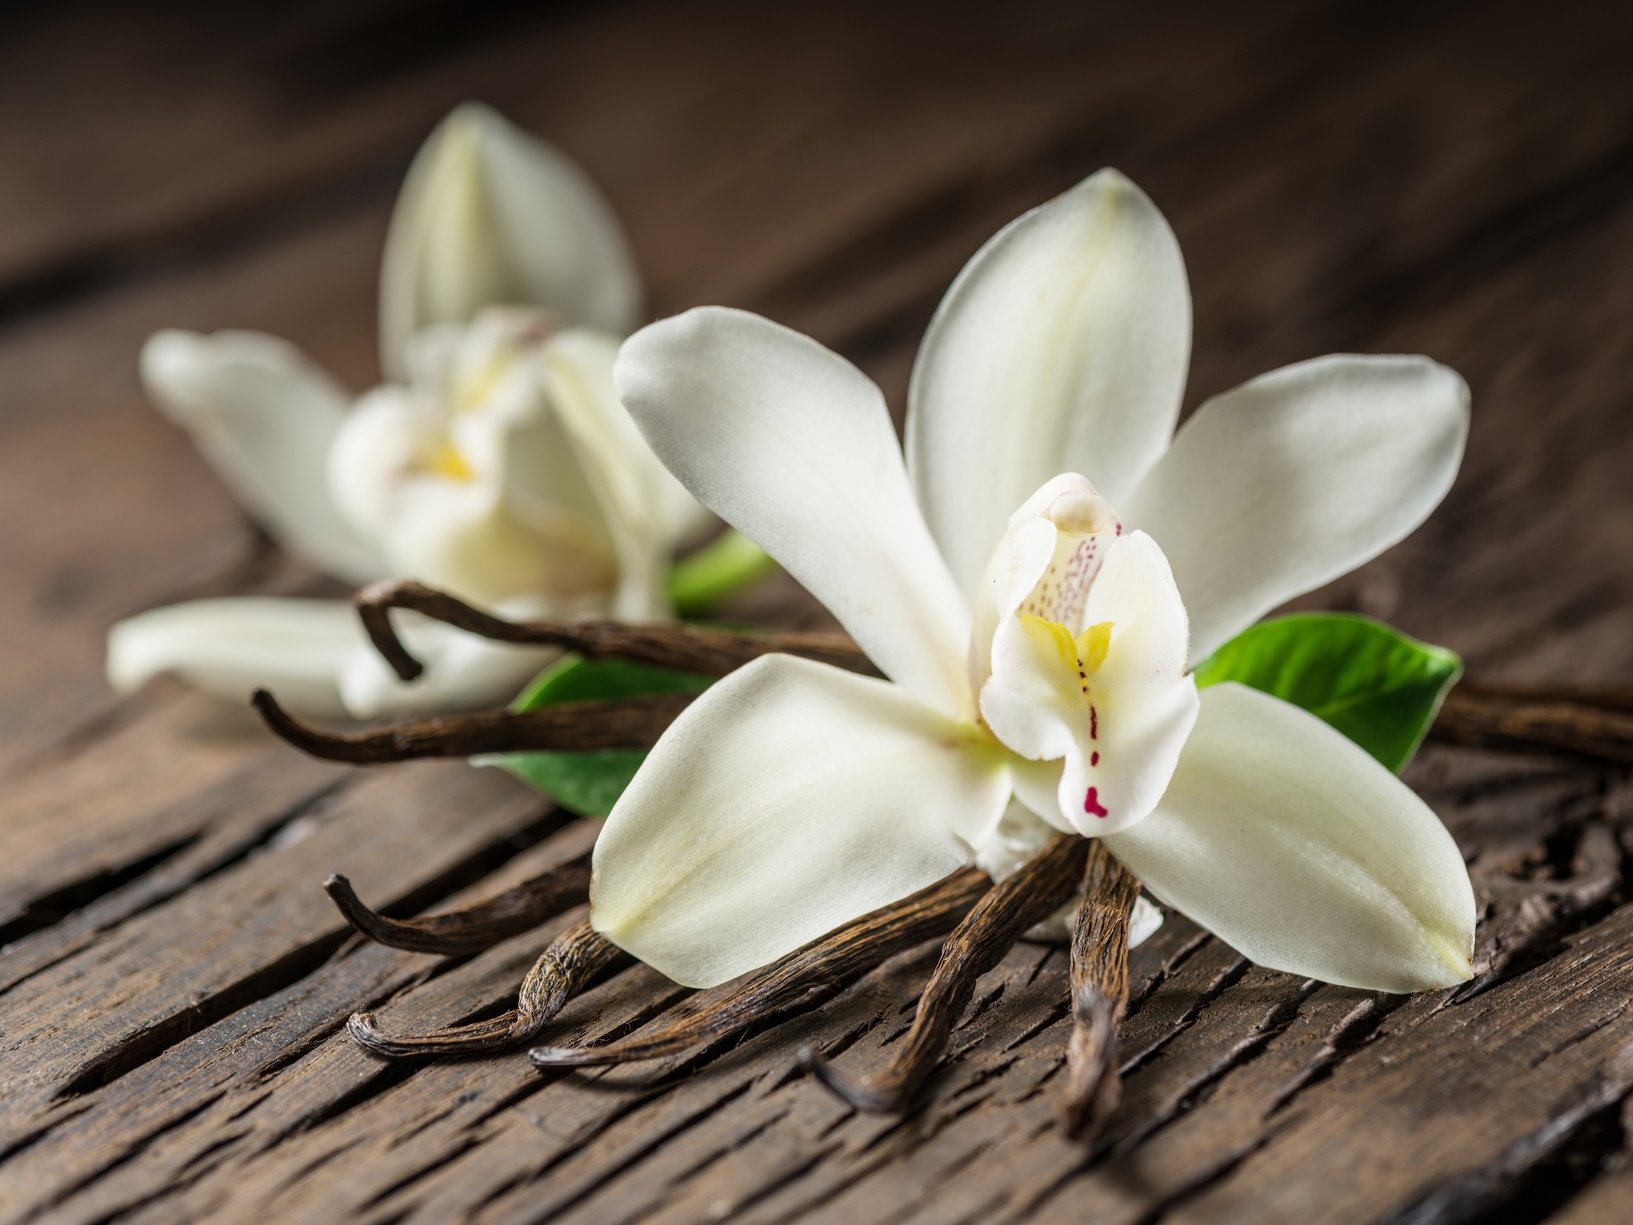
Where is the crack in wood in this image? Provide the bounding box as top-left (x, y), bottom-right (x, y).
top-left (1388, 1088), bottom-right (1633, 1225)
top-left (0, 832), bottom-right (201, 951)
top-left (51, 932), bottom-right (355, 1101)
top-left (0, 772), bottom-right (356, 992)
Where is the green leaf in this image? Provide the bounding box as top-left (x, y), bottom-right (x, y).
top-left (476, 655), bottom-right (715, 816)
top-left (1192, 613), bottom-right (1461, 772)
top-left (666, 529), bottom-right (777, 617)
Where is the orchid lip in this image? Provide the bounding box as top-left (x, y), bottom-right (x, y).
top-left (967, 475), bottom-right (1196, 837)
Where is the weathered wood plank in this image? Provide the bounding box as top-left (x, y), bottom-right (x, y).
top-left (1, 821), bottom-right (600, 1221)
top-left (1151, 904), bottom-right (1633, 1225)
top-left (1553, 1125), bottom-right (1633, 1225)
top-left (1, 762), bottom-right (557, 1119)
top-left (2, 2), bottom-right (1632, 1223)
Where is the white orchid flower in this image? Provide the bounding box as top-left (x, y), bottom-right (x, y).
top-left (590, 169), bottom-right (1476, 995)
top-left (108, 106), bottom-right (706, 720)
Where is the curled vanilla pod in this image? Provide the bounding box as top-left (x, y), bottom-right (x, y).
top-left (324, 859), bottom-right (592, 956)
top-left (251, 688), bottom-right (692, 765)
top-left (348, 582), bottom-right (1633, 768)
top-left (354, 578), bottom-right (872, 681)
top-left (530, 866), bottom-right (991, 1069)
top-left (349, 921), bottom-right (628, 1058)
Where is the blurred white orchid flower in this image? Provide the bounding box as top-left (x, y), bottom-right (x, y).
top-left (108, 106), bottom-right (707, 720)
top-left (590, 169), bottom-right (1476, 994)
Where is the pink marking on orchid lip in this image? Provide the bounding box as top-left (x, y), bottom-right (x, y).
top-left (1084, 787), bottom-right (1109, 819)
top-left (1090, 751), bottom-right (1100, 767)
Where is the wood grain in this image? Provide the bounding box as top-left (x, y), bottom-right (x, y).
top-left (2, 1), bottom-right (1632, 1222)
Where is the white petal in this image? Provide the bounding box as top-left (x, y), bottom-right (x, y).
top-left (907, 170), bottom-right (1191, 598)
top-left (337, 602), bottom-right (557, 719)
top-left (1128, 896), bottom-right (1164, 948)
top-left (1009, 757), bottom-right (1075, 833)
top-left (380, 103), bottom-right (641, 380)
top-left (1123, 355), bottom-right (1470, 662)
top-left (979, 531), bottom-right (1198, 835)
top-left (324, 385), bottom-right (434, 543)
top-left (1104, 683), bottom-right (1475, 993)
top-left (328, 386), bottom-right (618, 609)
top-left (615, 308), bottom-right (973, 716)
top-left (141, 330), bottom-right (386, 584)
top-left (107, 598), bottom-right (364, 719)
top-left (539, 328), bottom-right (711, 620)
top-left (1071, 531), bottom-right (1198, 828)
top-left (591, 655), bottom-right (1011, 987)
top-left (107, 597), bottom-right (552, 722)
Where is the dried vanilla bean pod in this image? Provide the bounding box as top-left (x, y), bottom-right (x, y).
top-left (324, 859), bottom-right (591, 956)
top-left (1061, 842), bottom-right (1140, 1138)
top-left (1428, 687), bottom-right (1633, 765)
top-left (347, 584), bottom-right (1633, 769)
top-left (355, 579), bottom-right (870, 681)
top-left (806, 835), bottom-right (1091, 1113)
top-left (251, 689), bottom-right (692, 764)
top-left (348, 1012), bottom-right (517, 1057)
top-left (529, 866), bottom-right (991, 1069)
top-left (348, 921), bottom-right (627, 1058)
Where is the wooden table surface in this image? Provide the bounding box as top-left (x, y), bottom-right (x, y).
top-left (4, 2), bottom-right (1633, 1221)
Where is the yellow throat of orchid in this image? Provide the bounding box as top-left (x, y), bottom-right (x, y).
top-left (423, 439), bottom-right (476, 482)
top-left (1019, 614), bottom-right (1112, 688)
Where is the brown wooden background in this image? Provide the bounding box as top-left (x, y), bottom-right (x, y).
top-left (4, 1), bottom-right (1633, 1221)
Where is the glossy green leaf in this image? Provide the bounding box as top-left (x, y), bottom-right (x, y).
top-left (476, 655), bottom-right (714, 816)
top-left (1192, 613), bottom-right (1461, 772)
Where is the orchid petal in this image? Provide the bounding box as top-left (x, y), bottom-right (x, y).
top-left (107, 596), bottom-right (553, 721)
top-left (539, 327), bottom-right (711, 620)
top-left (1009, 757), bottom-right (1075, 833)
top-left (615, 307), bottom-right (973, 716)
top-left (107, 598), bottom-right (365, 719)
top-left (1128, 896), bottom-right (1164, 948)
top-left (380, 104), bottom-right (642, 380)
top-left (591, 654), bottom-right (1011, 987)
top-left (907, 170), bottom-right (1191, 598)
top-left (1104, 683), bottom-right (1475, 992)
top-left (1123, 355), bottom-right (1469, 661)
top-left (140, 330), bottom-right (386, 584)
